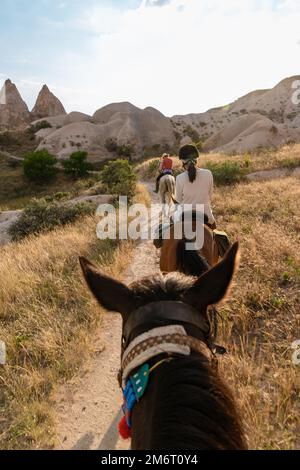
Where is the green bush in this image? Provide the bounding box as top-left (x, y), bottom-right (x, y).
top-left (116, 144), bottom-right (134, 158)
top-left (9, 198), bottom-right (93, 241)
top-left (62, 151), bottom-right (93, 178)
top-left (146, 159), bottom-right (160, 178)
top-left (101, 159), bottom-right (137, 200)
top-left (28, 121), bottom-right (52, 134)
top-left (205, 161), bottom-right (245, 186)
top-left (44, 192), bottom-right (71, 203)
top-left (105, 139), bottom-right (134, 159)
top-left (22, 150), bottom-right (58, 183)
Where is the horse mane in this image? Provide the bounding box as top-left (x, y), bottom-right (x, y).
top-left (146, 357), bottom-right (247, 450)
top-left (176, 238), bottom-right (210, 277)
top-left (129, 273), bottom-right (247, 450)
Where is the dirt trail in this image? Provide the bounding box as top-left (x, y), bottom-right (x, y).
top-left (54, 184), bottom-right (160, 450)
top-left (0, 150), bottom-right (24, 162)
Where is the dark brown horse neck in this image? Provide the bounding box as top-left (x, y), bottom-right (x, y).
top-left (79, 242), bottom-right (245, 450)
top-left (124, 300), bottom-right (247, 450)
top-left (130, 349), bottom-right (247, 450)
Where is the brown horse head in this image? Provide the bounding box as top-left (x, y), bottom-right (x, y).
top-left (79, 242), bottom-right (246, 450)
top-left (80, 241), bottom-right (239, 323)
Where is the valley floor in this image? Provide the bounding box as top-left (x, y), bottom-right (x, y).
top-left (0, 145), bottom-right (299, 450)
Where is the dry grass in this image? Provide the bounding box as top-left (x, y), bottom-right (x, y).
top-left (213, 176), bottom-right (300, 449)
top-left (133, 182), bottom-right (152, 207)
top-left (136, 143), bottom-right (300, 181)
top-left (0, 216), bottom-right (133, 449)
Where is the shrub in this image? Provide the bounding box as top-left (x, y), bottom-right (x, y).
top-left (105, 138), bottom-right (118, 153)
top-left (101, 159), bottom-right (137, 200)
top-left (270, 125), bottom-right (279, 135)
top-left (9, 198), bottom-right (93, 241)
top-left (105, 139), bottom-right (134, 158)
top-left (28, 120), bottom-right (52, 134)
top-left (146, 159), bottom-right (160, 178)
top-left (183, 125), bottom-right (200, 143)
top-left (22, 150), bottom-right (58, 183)
top-left (116, 144), bottom-right (134, 158)
top-left (0, 131), bottom-right (19, 147)
top-left (44, 192), bottom-right (71, 203)
top-left (62, 151), bottom-right (93, 178)
top-left (205, 161), bottom-right (245, 186)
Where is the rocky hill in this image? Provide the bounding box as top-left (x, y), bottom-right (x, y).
top-left (1, 75), bottom-right (300, 158)
top-left (172, 75), bottom-right (300, 153)
top-left (37, 102), bottom-right (175, 161)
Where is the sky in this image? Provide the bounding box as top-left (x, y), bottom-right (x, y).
top-left (0, 0), bottom-right (299, 116)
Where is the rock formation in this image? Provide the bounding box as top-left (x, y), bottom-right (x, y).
top-left (172, 75), bottom-right (300, 153)
top-left (31, 84), bottom-right (66, 120)
top-left (0, 79), bottom-right (30, 129)
top-left (37, 102), bottom-right (175, 161)
top-left (1, 74), bottom-right (300, 156)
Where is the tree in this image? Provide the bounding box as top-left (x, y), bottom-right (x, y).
top-left (22, 150), bottom-right (57, 183)
top-left (101, 159), bottom-right (137, 201)
top-left (62, 151), bottom-right (93, 178)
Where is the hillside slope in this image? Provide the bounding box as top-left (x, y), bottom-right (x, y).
top-left (37, 102), bottom-right (175, 161)
top-left (173, 75), bottom-right (300, 153)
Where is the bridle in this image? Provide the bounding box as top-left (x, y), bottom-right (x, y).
top-left (119, 300), bottom-right (225, 388)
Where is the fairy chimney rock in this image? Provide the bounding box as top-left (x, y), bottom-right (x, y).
top-left (31, 84), bottom-right (66, 120)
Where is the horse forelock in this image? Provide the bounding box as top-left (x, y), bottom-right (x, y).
top-left (129, 272), bottom-right (195, 306)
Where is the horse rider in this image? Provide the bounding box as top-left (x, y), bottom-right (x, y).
top-left (175, 144), bottom-right (217, 230)
top-left (155, 153), bottom-right (174, 193)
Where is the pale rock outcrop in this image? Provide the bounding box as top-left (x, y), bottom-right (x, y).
top-left (174, 75), bottom-right (300, 153)
top-left (38, 103), bottom-right (175, 161)
top-left (0, 79), bottom-right (30, 129)
top-left (31, 85), bottom-right (66, 120)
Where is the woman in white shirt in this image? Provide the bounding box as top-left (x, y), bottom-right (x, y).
top-left (175, 144), bottom-right (216, 230)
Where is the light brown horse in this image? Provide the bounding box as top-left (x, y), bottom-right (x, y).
top-left (160, 216), bottom-right (219, 275)
top-left (158, 174), bottom-right (175, 217)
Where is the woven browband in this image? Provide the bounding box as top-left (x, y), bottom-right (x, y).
top-left (121, 325), bottom-right (212, 387)
top-left (123, 332), bottom-right (212, 371)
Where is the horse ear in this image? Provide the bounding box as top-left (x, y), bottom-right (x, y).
top-left (183, 242), bottom-right (240, 309)
top-left (79, 257), bottom-right (136, 319)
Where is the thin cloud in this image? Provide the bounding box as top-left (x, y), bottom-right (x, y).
top-left (145, 0), bottom-right (171, 7)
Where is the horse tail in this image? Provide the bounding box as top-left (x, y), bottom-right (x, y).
top-left (176, 238), bottom-right (210, 276)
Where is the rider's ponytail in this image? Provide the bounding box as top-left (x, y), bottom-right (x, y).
top-left (187, 161), bottom-right (197, 183)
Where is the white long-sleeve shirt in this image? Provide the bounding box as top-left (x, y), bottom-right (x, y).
top-left (175, 168), bottom-right (215, 224)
